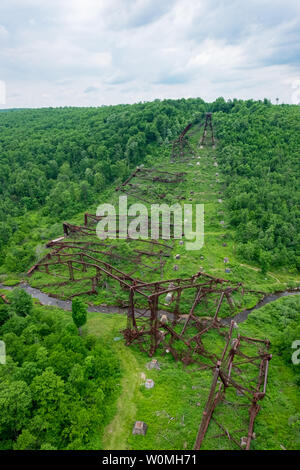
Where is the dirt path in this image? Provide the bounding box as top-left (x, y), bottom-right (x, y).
top-left (267, 272), bottom-right (281, 283)
top-left (102, 344), bottom-right (143, 450)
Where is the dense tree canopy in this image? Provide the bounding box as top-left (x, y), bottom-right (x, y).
top-left (0, 98), bottom-right (299, 272)
top-left (0, 291), bottom-right (120, 450)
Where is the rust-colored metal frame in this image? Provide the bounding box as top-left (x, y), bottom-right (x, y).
top-left (123, 272), bottom-right (244, 358)
top-left (171, 123), bottom-right (196, 161)
top-left (200, 113), bottom-right (215, 147)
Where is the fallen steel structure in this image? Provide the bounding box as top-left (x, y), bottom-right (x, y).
top-left (200, 113), bottom-right (215, 147)
top-left (116, 166), bottom-right (187, 206)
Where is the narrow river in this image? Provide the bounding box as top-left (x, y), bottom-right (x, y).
top-left (1, 282), bottom-right (299, 324)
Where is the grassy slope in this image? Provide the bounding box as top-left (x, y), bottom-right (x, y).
top-left (3, 119), bottom-right (299, 450)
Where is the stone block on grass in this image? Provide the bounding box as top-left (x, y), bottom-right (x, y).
top-left (132, 421), bottom-right (148, 435)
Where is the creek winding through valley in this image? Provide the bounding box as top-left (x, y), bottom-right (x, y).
top-left (1, 282), bottom-right (300, 325)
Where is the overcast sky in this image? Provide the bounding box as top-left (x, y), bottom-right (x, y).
top-left (0, 0), bottom-right (300, 108)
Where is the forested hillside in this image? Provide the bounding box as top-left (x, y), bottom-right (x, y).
top-left (0, 98), bottom-right (299, 274)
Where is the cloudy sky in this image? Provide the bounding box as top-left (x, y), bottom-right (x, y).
top-left (0, 0), bottom-right (300, 108)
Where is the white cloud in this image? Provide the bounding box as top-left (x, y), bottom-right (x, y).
top-left (0, 0), bottom-right (299, 108)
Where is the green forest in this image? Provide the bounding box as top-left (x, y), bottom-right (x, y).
top-left (0, 98), bottom-right (299, 450)
top-left (0, 98), bottom-right (299, 274)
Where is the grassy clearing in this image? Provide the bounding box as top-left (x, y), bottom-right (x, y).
top-left (81, 295), bottom-right (300, 450)
top-left (83, 312), bottom-right (144, 450)
top-left (81, 310), bottom-right (211, 450)
top-left (87, 317), bottom-right (212, 450)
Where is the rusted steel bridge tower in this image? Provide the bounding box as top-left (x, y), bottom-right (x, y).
top-left (27, 115), bottom-right (271, 450)
top-left (194, 322), bottom-right (271, 450)
top-left (200, 112), bottom-right (215, 147)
